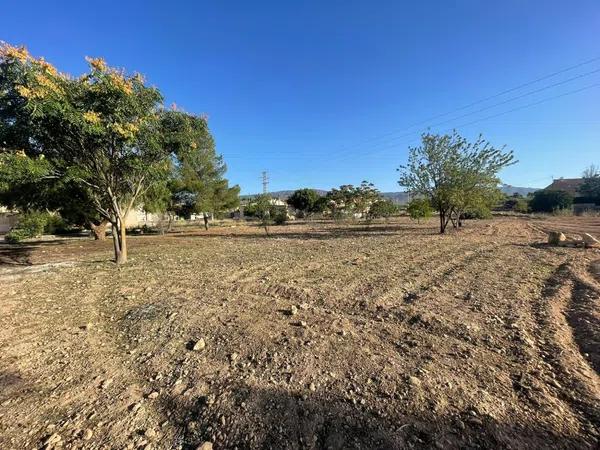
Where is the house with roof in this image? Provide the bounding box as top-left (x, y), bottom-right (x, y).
top-left (544, 178), bottom-right (585, 197)
top-left (545, 178), bottom-right (598, 213)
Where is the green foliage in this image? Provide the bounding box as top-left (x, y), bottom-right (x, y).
top-left (253, 194), bottom-right (273, 234)
top-left (367, 199), bottom-right (398, 219)
top-left (156, 110), bottom-right (239, 225)
top-left (529, 190), bottom-right (573, 213)
top-left (503, 196), bottom-right (529, 213)
top-left (578, 165), bottom-right (600, 200)
top-left (5, 210), bottom-right (49, 242)
top-left (311, 196), bottom-right (330, 214)
top-left (461, 207), bottom-right (492, 220)
top-left (287, 188), bottom-right (320, 216)
top-left (272, 208), bottom-right (288, 225)
top-left (325, 181), bottom-right (382, 218)
top-left (0, 43), bottom-right (175, 263)
top-left (398, 131), bottom-right (515, 233)
top-left (407, 198), bottom-right (432, 222)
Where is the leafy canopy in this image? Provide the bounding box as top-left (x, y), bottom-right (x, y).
top-left (398, 131), bottom-right (515, 232)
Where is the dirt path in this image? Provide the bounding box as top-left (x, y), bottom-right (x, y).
top-left (0, 217), bottom-right (598, 449)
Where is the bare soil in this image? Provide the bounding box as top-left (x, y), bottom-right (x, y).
top-left (0, 217), bottom-right (599, 449)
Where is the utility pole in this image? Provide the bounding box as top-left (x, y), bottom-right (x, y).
top-left (261, 171), bottom-right (269, 194)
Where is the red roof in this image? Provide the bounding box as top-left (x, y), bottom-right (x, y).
top-left (544, 178), bottom-right (584, 196)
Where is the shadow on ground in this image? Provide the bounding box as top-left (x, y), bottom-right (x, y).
top-left (155, 383), bottom-right (595, 450)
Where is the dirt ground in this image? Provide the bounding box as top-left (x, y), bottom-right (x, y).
top-left (0, 216), bottom-right (599, 450)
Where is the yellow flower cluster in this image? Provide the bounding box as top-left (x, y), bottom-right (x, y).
top-left (38, 58), bottom-right (58, 76)
top-left (83, 111), bottom-right (101, 125)
top-left (112, 122), bottom-right (139, 139)
top-left (0, 43), bottom-right (29, 62)
top-left (32, 72), bottom-right (63, 97)
top-left (85, 56), bottom-right (107, 72)
top-left (16, 85), bottom-right (33, 98)
top-left (108, 73), bottom-right (134, 95)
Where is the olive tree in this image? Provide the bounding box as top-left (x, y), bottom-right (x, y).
top-left (287, 188), bottom-right (320, 218)
top-left (398, 132), bottom-right (515, 233)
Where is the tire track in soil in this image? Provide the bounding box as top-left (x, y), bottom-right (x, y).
top-left (532, 261), bottom-right (600, 441)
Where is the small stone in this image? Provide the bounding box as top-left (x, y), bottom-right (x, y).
top-left (196, 442), bottom-right (213, 450)
top-left (192, 339), bottom-right (206, 351)
top-left (100, 378), bottom-right (113, 389)
top-left (147, 391), bottom-right (159, 399)
top-left (583, 233), bottom-right (600, 248)
top-left (408, 376), bottom-right (421, 387)
top-left (309, 382), bottom-right (316, 391)
top-left (44, 433), bottom-right (62, 446)
top-left (130, 402), bottom-right (143, 413)
top-left (290, 305), bottom-right (298, 316)
top-left (145, 428), bottom-right (156, 438)
top-left (82, 429), bottom-right (93, 440)
top-left (547, 231), bottom-right (566, 246)
top-left (229, 353), bottom-right (239, 362)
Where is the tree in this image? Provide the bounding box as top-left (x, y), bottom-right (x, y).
top-left (579, 164), bottom-right (600, 201)
top-left (398, 132), bottom-right (515, 233)
top-left (0, 149), bottom-right (109, 240)
top-left (253, 194), bottom-right (272, 235)
top-left (159, 110), bottom-right (239, 230)
top-left (529, 190), bottom-right (573, 213)
top-left (1, 43), bottom-right (171, 263)
top-left (311, 196), bottom-right (330, 215)
top-left (325, 181), bottom-right (381, 219)
top-left (287, 188), bottom-right (320, 218)
top-left (367, 198), bottom-right (398, 220)
top-left (407, 198), bottom-right (432, 223)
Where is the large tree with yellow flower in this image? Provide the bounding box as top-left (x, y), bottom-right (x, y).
top-left (0, 43), bottom-right (171, 263)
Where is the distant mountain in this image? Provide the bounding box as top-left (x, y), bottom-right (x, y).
top-left (381, 192), bottom-right (410, 205)
top-left (242, 185), bottom-right (538, 205)
top-left (241, 190), bottom-right (327, 201)
top-left (499, 184), bottom-right (539, 197)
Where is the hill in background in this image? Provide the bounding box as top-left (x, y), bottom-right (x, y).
top-left (243, 185), bottom-right (539, 205)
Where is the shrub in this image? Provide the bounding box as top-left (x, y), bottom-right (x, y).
top-left (273, 209), bottom-right (288, 225)
top-left (461, 207), bottom-right (492, 220)
top-left (367, 199), bottom-right (398, 219)
top-left (5, 211), bottom-right (48, 242)
top-left (529, 190), bottom-right (573, 213)
top-left (45, 214), bottom-right (70, 234)
top-left (407, 198), bottom-right (432, 223)
top-left (513, 198), bottom-right (529, 213)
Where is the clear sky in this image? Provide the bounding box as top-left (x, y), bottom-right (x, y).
top-left (3, 1), bottom-right (599, 193)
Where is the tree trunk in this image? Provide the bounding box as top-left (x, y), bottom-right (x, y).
top-left (439, 211), bottom-right (446, 234)
top-left (203, 212), bottom-right (209, 231)
top-left (117, 216), bottom-right (127, 264)
top-left (111, 217), bottom-right (128, 264)
top-left (111, 220), bottom-right (121, 262)
top-left (439, 209), bottom-right (451, 234)
top-left (90, 220), bottom-right (108, 240)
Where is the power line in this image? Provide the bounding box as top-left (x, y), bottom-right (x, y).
top-left (323, 67), bottom-right (600, 160)
top-left (327, 81), bottom-right (600, 164)
top-left (328, 55), bottom-right (600, 155)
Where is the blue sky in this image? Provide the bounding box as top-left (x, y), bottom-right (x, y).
top-left (3, 1), bottom-right (599, 193)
